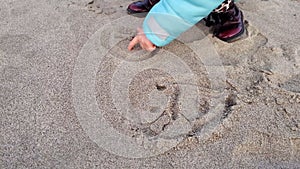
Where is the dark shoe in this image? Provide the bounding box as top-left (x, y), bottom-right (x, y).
top-left (127, 0), bottom-right (160, 14)
top-left (205, 1), bottom-right (245, 42)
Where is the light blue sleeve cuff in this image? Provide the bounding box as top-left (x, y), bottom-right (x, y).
top-left (142, 0), bottom-right (225, 46)
top-left (143, 12), bottom-right (193, 46)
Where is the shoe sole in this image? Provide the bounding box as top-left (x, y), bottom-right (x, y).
top-left (127, 8), bottom-right (149, 18)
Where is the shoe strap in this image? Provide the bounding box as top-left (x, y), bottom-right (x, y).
top-left (214, 0), bottom-right (233, 13)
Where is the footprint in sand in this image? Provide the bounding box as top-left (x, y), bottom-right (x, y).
top-left (238, 0), bottom-right (280, 12)
top-left (86, 0), bottom-right (117, 15)
top-left (258, 44), bottom-right (300, 94)
top-left (214, 23), bottom-right (268, 66)
top-left (280, 74), bottom-right (300, 93)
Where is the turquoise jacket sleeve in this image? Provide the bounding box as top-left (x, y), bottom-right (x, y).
top-left (143, 0), bottom-right (224, 46)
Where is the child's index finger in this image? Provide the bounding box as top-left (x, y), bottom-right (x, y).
top-left (127, 36), bottom-right (139, 51)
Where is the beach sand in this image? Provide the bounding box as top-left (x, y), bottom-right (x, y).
top-left (1, 0), bottom-right (299, 168)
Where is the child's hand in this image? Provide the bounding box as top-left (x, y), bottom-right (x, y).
top-left (128, 28), bottom-right (156, 52)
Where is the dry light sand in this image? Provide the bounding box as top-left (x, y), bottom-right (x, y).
top-left (1, 0), bottom-right (300, 168)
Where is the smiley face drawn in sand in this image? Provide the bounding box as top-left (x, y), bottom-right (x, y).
top-left (72, 15), bottom-right (227, 158)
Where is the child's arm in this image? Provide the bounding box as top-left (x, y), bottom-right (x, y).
top-left (128, 0), bottom-right (224, 50)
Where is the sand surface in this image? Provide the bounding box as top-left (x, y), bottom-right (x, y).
top-left (1, 0), bottom-right (300, 168)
